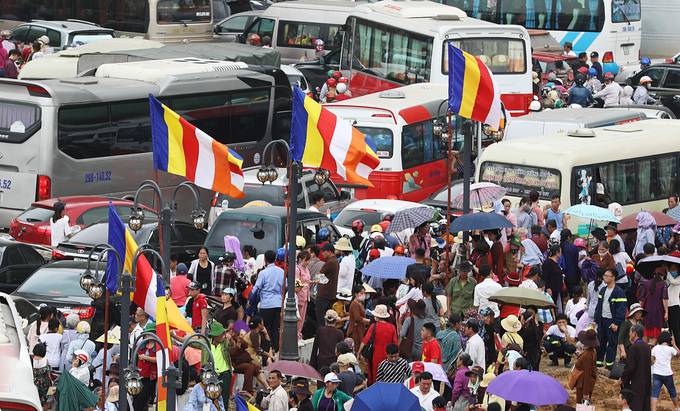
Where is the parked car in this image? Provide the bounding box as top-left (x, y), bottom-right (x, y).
top-left (208, 166), bottom-right (353, 226)
top-left (627, 64), bottom-right (680, 118)
top-left (281, 64), bottom-right (312, 95)
top-left (53, 221), bottom-right (207, 267)
top-left (0, 239), bottom-right (46, 294)
top-left (205, 206), bottom-right (340, 262)
top-left (213, 10), bottom-right (263, 42)
top-left (11, 260), bottom-right (115, 339)
top-left (0, 292), bottom-right (41, 411)
top-left (10, 196), bottom-right (158, 247)
top-left (10, 20), bottom-right (115, 51)
top-left (333, 199), bottom-right (429, 238)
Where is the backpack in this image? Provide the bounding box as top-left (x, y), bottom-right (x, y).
top-left (581, 258), bottom-right (599, 283)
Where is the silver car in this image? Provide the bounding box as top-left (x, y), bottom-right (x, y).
top-left (10, 20), bottom-right (115, 50)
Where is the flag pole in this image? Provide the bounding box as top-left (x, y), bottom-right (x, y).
top-left (101, 289), bottom-right (109, 409)
top-left (446, 111), bottom-right (452, 282)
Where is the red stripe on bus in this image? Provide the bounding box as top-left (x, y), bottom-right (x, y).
top-left (399, 105), bottom-right (431, 125)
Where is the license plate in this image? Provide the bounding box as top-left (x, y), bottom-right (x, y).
top-left (74, 258), bottom-right (87, 261)
top-left (623, 46), bottom-right (630, 55)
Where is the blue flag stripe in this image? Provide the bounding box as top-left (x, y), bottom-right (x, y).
top-left (448, 43), bottom-right (466, 114)
top-left (106, 202), bottom-right (126, 293)
top-left (290, 86), bottom-right (310, 162)
top-left (149, 94), bottom-right (169, 172)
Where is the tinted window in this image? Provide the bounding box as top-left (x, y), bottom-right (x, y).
top-left (4, 266), bottom-right (39, 286)
top-left (46, 29), bottom-right (61, 48)
top-left (402, 119), bottom-right (447, 170)
top-left (76, 207), bottom-right (110, 226)
top-left (219, 15), bottom-right (251, 32)
top-left (19, 246), bottom-right (45, 265)
top-left (17, 206), bottom-right (53, 223)
top-left (479, 161), bottom-right (561, 200)
top-left (612, 0), bottom-right (640, 23)
top-left (149, 226), bottom-right (180, 246)
top-left (246, 17), bottom-right (275, 39)
top-left (0, 102), bottom-right (42, 144)
top-left (12, 26), bottom-right (29, 43)
top-left (598, 161), bottom-right (636, 204)
top-left (58, 104), bottom-right (111, 159)
top-left (207, 217), bottom-right (278, 255)
top-left (17, 268), bottom-right (88, 296)
top-left (637, 68), bottom-right (664, 88)
top-left (334, 209), bottom-right (383, 229)
top-left (356, 127), bottom-right (392, 158)
top-left (68, 223), bottom-right (111, 243)
top-left (444, 38), bottom-right (526, 75)
top-left (277, 22), bottom-right (321, 48)
top-left (663, 70), bottom-right (680, 90)
top-left (176, 224), bottom-right (206, 245)
top-left (635, 156), bottom-right (677, 202)
top-left (111, 100), bottom-right (152, 155)
top-left (157, 0), bottom-right (211, 23)
top-left (4, 247), bottom-right (23, 266)
top-left (26, 26), bottom-right (46, 42)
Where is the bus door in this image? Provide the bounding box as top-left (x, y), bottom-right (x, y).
top-left (612, 0), bottom-right (641, 64)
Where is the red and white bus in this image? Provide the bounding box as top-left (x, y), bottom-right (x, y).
top-left (324, 83), bottom-right (501, 202)
top-left (340, 0), bottom-right (533, 116)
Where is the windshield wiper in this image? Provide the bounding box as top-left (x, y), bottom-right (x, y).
top-left (170, 12), bottom-right (188, 27)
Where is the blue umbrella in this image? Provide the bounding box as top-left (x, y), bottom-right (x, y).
top-left (448, 211), bottom-right (514, 233)
top-left (351, 382), bottom-right (421, 411)
top-left (386, 206), bottom-right (438, 234)
top-left (563, 204), bottom-right (621, 223)
top-left (360, 256), bottom-right (416, 279)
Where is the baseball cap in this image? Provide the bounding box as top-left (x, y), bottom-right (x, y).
top-left (337, 353), bottom-right (358, 367)
top-left (321, 243), bottom-right (335, 252)
top-left (590, 51), bottom-right (599, 57)
top-left (369, 249), bottom-right (381, 259)
top-left (324, 373), bottom-right (341, 383)
top-left (412, 361), bottom-right (425, 373)
top-left (176, 263), bottom-right (188, 275)
top-left (188, 281), bottom-right (201, 290)
top-left (394, 245), bottom-right (405, 254)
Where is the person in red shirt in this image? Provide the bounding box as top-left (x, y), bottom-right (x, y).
top-left (185, 281), bottom-right (208, 334)
top-left (170, 263), bottom-right (191, 307)
top-left (421, 323), bottom-right (441, 365)
top-left (134, 322), bottom-right (158, 411)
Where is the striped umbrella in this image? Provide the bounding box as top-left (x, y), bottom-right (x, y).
top-left (385, 206), bottom-right (438, 234)
top-left (453, 182), bottom-right (506, 209)
top-left (361, 256), bottom-right (417, 279)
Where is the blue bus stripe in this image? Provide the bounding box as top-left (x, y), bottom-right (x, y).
top-left (559, 32), bottom-right (580, 45)
top-left (573, 32), bottom-right (600, 53)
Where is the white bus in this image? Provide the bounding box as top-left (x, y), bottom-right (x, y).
top-left (476, 119), bottom-right (680, 235)
top-left (448, 0), bottom-right (641, 74)
top-left (341, 0), bottom-right (533, 116)
top-left (0, 58), bottom-right (293, 228)
top-left (0, 0), bottom-right (214, 43)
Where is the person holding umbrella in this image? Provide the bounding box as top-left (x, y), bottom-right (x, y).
top-left (312, 373), bottom-right (352, 411)
top-left (572, 329), bottom-right (599, 404)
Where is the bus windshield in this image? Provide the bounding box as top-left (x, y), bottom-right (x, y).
top-left (479, 161), bottom-right (561, 200)
top-left (442, 38), bottom-right (526, 75)
top-left (157, 0), bottom-right (211, 23)
top-left (612, 0), bottom-right (640, 23)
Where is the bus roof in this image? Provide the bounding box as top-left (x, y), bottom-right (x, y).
top-left (95, 58), bottom-right (249, 82)
top-left (324, 83), bottom-right (448, 125)
top-left (508, 108), bottom-right (647, 124)
top-left (262, 1), bottom-right (357, 14)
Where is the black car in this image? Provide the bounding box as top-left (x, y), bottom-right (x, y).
top-left (627, 64), bottom-right (680, 117)
top-left (53, 221), bottom-right (208, 268)
top-left (11, 260), bottom-right (115, 338)
top-left (0, 239), bottom-right (46, 294)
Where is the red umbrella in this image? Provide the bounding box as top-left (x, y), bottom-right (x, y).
top-left (263, 360), bottom-right (322, 380)
top-left (618, 211), bottom-right (677, 231)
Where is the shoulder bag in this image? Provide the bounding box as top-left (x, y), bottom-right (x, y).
top-left (399, 317), bottom-right (415, 360)
top-left (361, 321), bottom-right (377, 361)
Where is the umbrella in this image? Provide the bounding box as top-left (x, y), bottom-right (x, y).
top-left (233, 320), bottom-right (250, 334)
top-left (488, 287), bottom-right (556, 309)
top-left (452, 182), bottom-right (507, 209)
top-left (668, 207), bottom-right (680, 222)
top-left (351, 382), bottom-right (421, 411)
top-left (562, 204), bottom-right (621, 223)
top-left (409, 361), bottom-right (451, 386)
top-left (618, 211), bottom-right (677, 231)
top-left (56, 368), bottom-right (101, 411)
top-left (360, 256), bottom-right (416, 279)
top-left (486, 369), bottom-right (569, 406)
top-left (448, 211), bottom-right (514, 233)
top-left (635, 253), bottom-right (680, 279)
top-left (386, 207), bottom-right (438, 234)
top-left (263, 360), bottom-right (322, 380)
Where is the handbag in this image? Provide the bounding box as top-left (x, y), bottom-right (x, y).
top-left (568, 365), bottom-right (584, 389)
top-left (361, 321), bottom-right (377, 361)
top-left (399, 317), bottom-right (415, 359)
top-left (608, 361), bottom-right (625, 380)
top-left (615, 262), bottom-right (627, 281)
top-left (576, 404), bottom-right (595, 411)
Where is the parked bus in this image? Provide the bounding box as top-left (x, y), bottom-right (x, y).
top-left (324, 83), bottom-right (504, 202)
top-left (476, 119), bottom-right (680, 235)
top-left (341, 0), bottom-right (533, 116)
top-left (448, 0), bottom-right (641, 73)
top-left (0, 58), bottom-right (292, 228)
top-left (0, 0), bottom-right (213, 43)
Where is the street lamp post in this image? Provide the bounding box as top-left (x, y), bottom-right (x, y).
top-left (433, 101), bottom-right (453, 275)
top-left (129, 180), bottom-right (207, 284)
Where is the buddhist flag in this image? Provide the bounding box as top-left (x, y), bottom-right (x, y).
top-left (149, 94), bottom-right (245, 198)
top-left (235, 392), bottom-right (260, 411)
top-left (448, 43), bottom-right (502, 130)
top-left (106, 203), bottom-right (150, 293)
top-left (290, 86), bottom-right (380, 187)
top-left (156, 274), bottom-right (172, 411)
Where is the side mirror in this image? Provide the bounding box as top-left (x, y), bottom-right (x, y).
top-left (319, 57), bottom-right (325, 65)
top-left (340, 191), bottom-right (351, 200)
top-left (625, 77), bottom-right (632, 86)
top-left (214, 25), bottom-right (219, 34)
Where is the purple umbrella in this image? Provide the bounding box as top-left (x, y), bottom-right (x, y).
top-left (233, 320), bottom-right (250, 334)
top-left (409, 361), bottom-right (451, 386)
top-left (486, 369), bottom-right (568, 406)
top-left (263, 360), bottom-right (322, 380)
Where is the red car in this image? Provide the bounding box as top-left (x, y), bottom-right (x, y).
top-left (9, 196), bottom-right (158, 246)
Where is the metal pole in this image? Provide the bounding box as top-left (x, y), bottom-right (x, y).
top-left (101, 289), bottom-right (109, 408)
top-left (281, 160), bottom-right (300, 361)
top-left (118, 270), bottom-right (132, 411)
top-left (463, 120), bottom-right (472, 245)
top-left (160, 204), bottom-right (172, 284)
top-left (446, 111), bottom-right (453, 281)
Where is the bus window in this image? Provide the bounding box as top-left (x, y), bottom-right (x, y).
top-left (355, 127), bottom-right (393, 158)
top-left (479, 161), bottom-right (561, 199)
top-left (444, 39), bottom-right (526, 75)
top-left (611, 0), bottom-right (640, 23)
top-left (326, 25), bottom-right (342, 49)
top-left (555, 0), bottom-right (603, 32)
top-left (112, 100), bottom-right (152, 155)
top-left (572, 166), bottom-right (594, 205)
top-left (402, 120), bottom-right (446, 170)
top-left (230, 89), bottom-right (270, 144)
top-left (0, 101), bottom-right (41, 143)
top-left (501, 0), bottom-right (527, 26)
top-left (58, 104), bottom-right (112, 159)
top-left (277, 22), bottom-right (320, 47)
top-left (156, 0), bottom-right (211, 24)
top-left (638, 156), bottom-right (677, 201)
top-left (598, 161), bottom-right (635, 204)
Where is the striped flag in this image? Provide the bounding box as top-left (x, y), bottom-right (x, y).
top-left (290, 86), bottom-right (380, 187)
top-left (149, 95), bottom-right (245, 198)
top-left (235, 392), bottom-right (260, 411)
top-left (447, 43), bottom-right (502, 130)
top-left (155, 274), bottom-right (172, 411)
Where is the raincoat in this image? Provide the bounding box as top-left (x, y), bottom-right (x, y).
top-left (520, 239), bottom-right (544, 267)
top-left (620, 86), bottom-right (634, 105)
top-left (635, 211), bottom-right (657, 255)
top-left (66, 332), bottom-right (95, 366)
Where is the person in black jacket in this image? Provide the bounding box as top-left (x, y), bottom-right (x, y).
top-left (520, 308), bottom-right (543, 371)
top-left (592, 268), bottom-right (628, 370)
top-left (618, 324), bottom-right (652, 411)
top-left (290, 378), bottom-right (314, 411)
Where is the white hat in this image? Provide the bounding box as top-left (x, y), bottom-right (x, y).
top-left (372, 304), bottom-right (390, 319)
top-left (324, 373), bottom-right (341, 383)
top-left (336, 288), bottom-right (352, 301)
top-left (500, 315), bottom-right (522, 332)
top-left (596, 183), bottom-right (605, 195)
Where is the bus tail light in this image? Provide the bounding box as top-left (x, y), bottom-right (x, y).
top-left (603, 52), bottom-right (614, 63)
top-left (385, 195), bottom-right (399, 200)
top-left (37, 175), bottom-right (51, 201)
top-left (372, 114), bottom-right (392, 118)
top-left (70, 307), bottom-right (95, 320)
top-left (0, 401), bottom-right (39, 410)
top-left (51, 248), bottom-right (66, 259)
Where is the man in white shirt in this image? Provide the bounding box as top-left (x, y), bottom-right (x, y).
top-left (543, 313), bottom-right (577, 367)
top-left (308, 192), bottom-right (324, 213)
top-left (130, 308), bottom-right (149, 357)
top-left (518, 266), bottom-right (540, 291)
top-left (474, 265), bottom-right (502, 331)
top-left (463, 319), bottom-right (485, 370)
top-left (565, 286), bottom-right (586, 326)
top-left (410, 372), bottom-right (438, 411)
top-left (261, 370), bottom-right (288, 411)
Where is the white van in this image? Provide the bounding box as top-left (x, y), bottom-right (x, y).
top-left (503, 108), bottom-right (652, 141)
top-left (240, 1), bottom-right (355, 64)
top-left (0, 293), bottom-right (41, 411)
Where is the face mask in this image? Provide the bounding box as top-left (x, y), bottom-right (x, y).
top-left (671, 271), bottom-right (679, 278)
top-left (358, 295), bottom-right (366, 302)
top-left (599, 251), bottom-right (607, 257)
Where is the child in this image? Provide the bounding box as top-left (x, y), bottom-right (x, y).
top-left (32, 342), bottom-right (52, 409)
top-left (333, 289), bottom-right (351, 332)
top-left (39, 317), bottom-right (63, 369)
top-left (421, 322), bottom-right (442, 365)
top-left (432, 395), bottom-right (447, 411)
top-left (574, 238), bottom-right (588, 269)
top-left (294, 279), bottom-right (305, 321)
top-left (69, 349), bottom-right (90, 386)
top-left (651, 331), bottom-right (679, 411)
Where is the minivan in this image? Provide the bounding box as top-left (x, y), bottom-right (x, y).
top-left (205, 206), bottom-right (341, 262)
top-left (239, 1), bottom-right (355, 64)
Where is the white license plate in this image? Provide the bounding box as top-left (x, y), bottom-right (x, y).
top-left (73, 258), bottom-right (87, 261)
top-left (623, 46), bottom-right (630, 55)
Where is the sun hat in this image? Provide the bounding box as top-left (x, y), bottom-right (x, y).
top-left (208, 322), bottom-right (226, 337)
top-left (628, 303), bottom-right (648, 318)
top-left (573, 238), bottom-right (586, 247)
top-left (106, 363), bottom-right (120, 376)
top-left (412, 361), bottom-right (425, 373)
top-left (335, 237), bottom-right (353, 252)
top-left (337, 353), bottom-right (358, 367)
top-left (324, 373), bottom-right (341, 383)
top-left (362, 283), bottom-right (376, 293)
top-left (325, 309), bottom-right (340, 323)
top-left (508, 234), bottom-right (522, 248)
top-left (501, 315), bottom-right (522, 332)
top-left (188, 281), bottom-right (201, 290)
top-left (578, 329), bottom-right (600, 348)
top-left (372, 304), bottom-right (390, 319)
top-left (465, 366), bottom-right (485, 378)
top-left (591, 227), bottom-right (607, 241)
top-left (430, 238), bottom-right (439, 248)
top-left (95, 331), bottom-right (120, 344)
top-left (605, 222), bottom-right (619, 232)
top-left (480, 372), bottom-right (495, 388)
top-left (336, 288), bottom-right (352, 301)
top-left (107, 385), bottom-right (120, 402)
top-left (369, 249), bottom-right (381, 259)
top-left (290, 379), bottom-right (314, 396)
top-left (143, 321), bottom-right (156, 333)
top-left (504, 271), bottom-right (522, 286)
top-left (407, 299), bottom-right (426, 318)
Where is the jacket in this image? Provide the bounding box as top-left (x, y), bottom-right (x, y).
top-left (633, 85), bottom-right (657, 105)
top-left (567, 84), bottom-right (595, 107)
top-left (594, 285), bottom-right (627, 326)
top-left (312, 387), bottom-right (352, 411)
top-left (198, 337), bottom-right (236, 376)
top-left (593, 82), bottom-right (623, 107)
